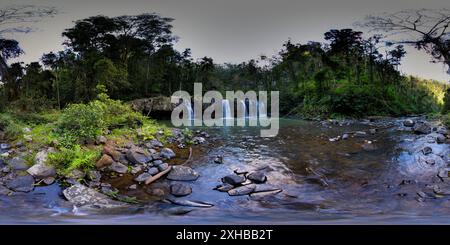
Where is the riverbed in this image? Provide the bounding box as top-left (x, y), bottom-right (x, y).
top-left (1, 118), bottom-right (450, 224)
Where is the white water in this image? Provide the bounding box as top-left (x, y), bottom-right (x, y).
top-left (222, 99), bottom-right (232, 119)
top-left (258, 100), bottom-right (267, 118)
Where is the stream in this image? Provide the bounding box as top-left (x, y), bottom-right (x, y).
top-left (1, 118), bottom-right (450, 224)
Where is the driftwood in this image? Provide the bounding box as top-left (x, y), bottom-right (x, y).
top-left (181, 147), bottom-right (193, 165)
top-left (145, 166), bottom-right (172, 185)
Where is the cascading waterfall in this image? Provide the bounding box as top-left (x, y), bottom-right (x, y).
top-left (239, 100), bottom-right (247, 118)
top-left (258, 100), bottom-right (267, 118)
top-left (184, 100), bottom-right (194, 120)
top-left (222, 99), bottom-right (232, 119)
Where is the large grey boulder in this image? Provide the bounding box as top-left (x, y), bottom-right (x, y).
top-left (413, 122), bottom-right (431, 134)
top-left (63, 184), bottom-right (125, 208)
top-left (126, 149), bottom-right (151, 165)
top-left (167, 166), bottom-right (199, 181)
top-left (27, 149), bottom-right (56, 179)
top-left (5, 174), bottom-right (35, 192)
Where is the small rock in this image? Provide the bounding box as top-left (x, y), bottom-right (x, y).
top-left (6, 174), bottom-right (35, 192)
top-left (134, 172), bottom-right (152, 183)
top-left (354, 131), bottom-right (367, 137)
top-left (160, 148), bottom-right (176, 159)
top-left (23, 135), bottom-right (33, 142)
top-left (96, 154), bottom-right (114, 169)
top-left (149, 139), bottom-right (163, 148)
top-left (152, 160), bottom-right (163, 166)
top-left (109, 162), bottom-right (128, 174)
top-left (170, 183), bottom-right (192, 197)
top-left (342, 133), bottom-right (349, 140)
top-left (148, 188), bottom-right (165, 197)
top-left (67, 169), bottom-right (85, 179)
top-left (126, 149), bottom-right (151, 165)
top-left (369, 129), bottom-right (377, 135)
top-left (158, 163), bottom-right (169, 172)
top-left (422, 147), bottom-right (433, 155)
top-left (436, 134), bottom-right (446, 144)
top-left (222, 174), bottom-right (246, 186)
top-left (213, 155), bottom-right (223, 164)
top-left (103, 145), bottom-right (121, 161)
top-left (192, 137), bottom-right (206, 144)
top-left (43, 177), bottom-right (55, 185)
top-left (438, 168), bottom-right (450, 179)
top-left (403, 119), bottom-right (415, 127)
top-left (247, 171), bottom-right (267, 183)
top-left (228, 184), bottom-right (256, 196)
top-left (167, 166), bottom-right (199, 181)
top-left (130, 165), bottom-right (144, 175)
top-left (8, 157), bottom-right (28, 170)
top-left (147, 167), bottom-right (159, 175)
top-left (15, 141), bottom-right (24, 148)
top-left (96, 135), bottom-right (107, 144)
top-left (128, 184), bottom-right (137, 190)
top-left (214, 183), bottom-right (234, 192)
top-left (0, 143), bottom-right (11, 150)
top-left (87, 170), bottom-right (102, 182)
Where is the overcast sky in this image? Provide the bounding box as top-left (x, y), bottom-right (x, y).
top-left (1, 0), bottom-right (449, 81)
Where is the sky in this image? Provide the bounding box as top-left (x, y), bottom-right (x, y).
top-left (1, 0), bottom-right (449, 82)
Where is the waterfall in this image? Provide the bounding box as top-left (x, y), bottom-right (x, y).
top-left (248, 100), bottom-right (257, 118)
top-left (258, 100), bottom-right (267, 118)
top-left (239, 100), bottom-right (247, 118)
top-left (184, 100), bottom-right (194, 120)
top-left (222, 99), bottom-right (231, 119)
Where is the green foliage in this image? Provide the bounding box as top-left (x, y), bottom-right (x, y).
top-left (0, 113), bottom-right (26, 139)
top-left (443, 88), bottom-right (450, 114)
top-left (47, 145), bottom-right (100, 175)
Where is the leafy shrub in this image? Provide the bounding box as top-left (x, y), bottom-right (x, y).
top-left (0, 113), bottom-right (26, 139)
top-left (47, 145), bottom-right (100, 175)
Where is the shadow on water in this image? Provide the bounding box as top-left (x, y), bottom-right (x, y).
top-left (2, 118), bottom-right (450, 224)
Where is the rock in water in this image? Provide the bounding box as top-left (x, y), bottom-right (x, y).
top-left (63, 184), bottom-right (125, 208)
top-left (246, 172), bottom-right (267, 183)
top-left (134, 172), bottom-right (152, 183)
top-left (147, 167), bottom-right (159, 175)
top-left (228, 184), bottom-right (256, 196)
top-left (167, 166), bottom-right (199, 181)
top-left (354, 131), bottom-right (367, 138)
top-left (422, 146), bottom-right (433, 155)
top-left (222, 174), bottom-right (246, 186)
top-left (214, 183), bottom-right (234, 192)
top-left (109, 162), bottom-right (128, 174)
top-left (6, 174), bottom-right (35, 192)
top-left (413, 123), bottom-right (431, 134)
top-left (170, 183), bottom-right (192, 197)
top-left (436, 134), bottom-right (446, 144)
top-left (403, 119), bottom-right (415, 127)
top-left (160, 148), bottom-right (176, 159)
top-left (96, 154), bottom-right (114, 169)
top-left (167, 199), bottom-right (214, 208)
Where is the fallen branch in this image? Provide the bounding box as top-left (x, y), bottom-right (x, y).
top-left (145, 166), bottom-right (172, 185)
top-left (182, 147), bottom-right (193, 165)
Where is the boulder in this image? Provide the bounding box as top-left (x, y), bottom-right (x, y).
top-left (27, 162), bottom-right (56, 179)
top-left (403, 119), bottom-right (415, 127)
top-left (5, 174), bottom-right (35, 192)
top-left (167, 166), bottom-right (199, 181)
top-left (96, 154), bottom-right (114, 169)
top-left (126, 149), bottom-right (151, 165)
top-left (62, 183), bottom-right (125, 208)
top-left (436, 134), bottom-right (446, 144)
top-left (413, 122), bottom-right (431, 134)
top-left (170, 183), bottom-right (192, 197)
top-left (103, 145), bottom-right (121, 161)
top-left (247, 171), bottom-right (267, 183)
top-left (109, 162), bottom-right (128, 174)
top-left (87, 170), bottom-right (102, 182)
top-left (228, 184), bottom-right (256, 196)
top-left (222, 174), bottom-right (246, 186)
top-left (8, 157), bottom-right (28, 170)
top-left (160, 148), bottom-right (176, 159)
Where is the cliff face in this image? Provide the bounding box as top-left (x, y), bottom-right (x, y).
top-left (130, 96), bottom-right (175, 119)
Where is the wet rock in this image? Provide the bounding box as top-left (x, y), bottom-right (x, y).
top-left (250, 189), bottom-right (282, 198)
top-left (422, 146), bottom-right (433, 155)
top-left (354, 131), bottom-right (367, 138)
top-left (247, 171), bottom-right (267, 183)
top-left (149, 139), bottom-right (163, 148)
top-left (160, 148), bottom-right (176, 159)
top-left (0, 185), bottom-right (12, 195)
top-left (167, 198), bottom-right (214, 208)
top-left (128, 184), bottom-right (137, 190)
top-left (126, 149), bottom-right (151, 165)
top-left (222, 174), bottom-right (246, 186)
top-left (438, 168), bottom-right (450, 179)
top-left (0, 143), bottom-right (11, 151)
top-left (167, 166), bottom-right (199, 181)
top-left (228, 184), bottom-right (256, 196)
top-left (437, 127), bottom-right (449, 136)
top-left (148, 188), bottom-right (165, 197)
top-left (369, 129), bottom-right (377, 135)
top-left (130, 165), bottom-right (144, 175)
top-left (214, 155), bottom-right (223, 164)
top-left (87, 170), bottom-right (102, 182)
top-left (63, 183), bottom-right (125, 208)
top-left (43, 177), bottom-right (55, 185)
top-left (96, 154), bottom-right (114, 169)
top-left (134, 172), bottom-right (151, 183)
top-left (413, 122), bottom-right (431, 134)
top-left (109, 162), bottom-right (128, 174)
top-left (192, 137), bottom-right (206, 144)
top-left (147, 167), bottom-right (159, 175)
top-left (152, 159), bottom-right (163, 166)
top-left (342, 133), bottom-right (349, 140)
top-left (436, 134), bottom-right (446, 144)
top-left (158, 163), bottom-right (169, 172)
top-left (103, 145), bottom-right (121, 162)
top-left (96, 135), bottom-right (107, 145)
top-left (403, 119), bottom-right (415, 127)
top-left (214, 183), bottom-right (234, 192)
top-left (8, 157), bottom-right (28, 170)
top-left (170, 183), bottom-right (192, 197)
top-left (5, 174), bottom-right (34, 192)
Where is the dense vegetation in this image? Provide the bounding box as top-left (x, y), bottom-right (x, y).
top-left (0, 12), bottom-right (449, 119)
